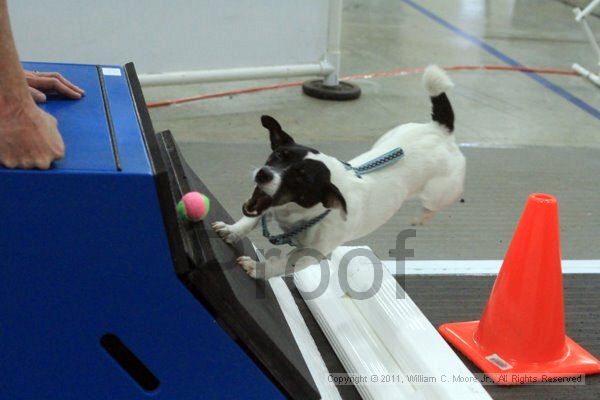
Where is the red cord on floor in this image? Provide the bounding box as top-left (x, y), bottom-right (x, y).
top-left (146, 65), bottom-right (578, 109)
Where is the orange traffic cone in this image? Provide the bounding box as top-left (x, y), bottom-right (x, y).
top-left (439, 193), bottom-right (600, 384)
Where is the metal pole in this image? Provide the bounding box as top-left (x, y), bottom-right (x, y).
top-left (575, 0), bottom-right (600, 20)
top-left (573, 7), bottom-right (600, 67)
top-left (323, 0), bottom-right (343, 87)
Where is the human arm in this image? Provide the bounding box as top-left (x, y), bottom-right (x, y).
top-left (0, 0), bottom-right (65, 169)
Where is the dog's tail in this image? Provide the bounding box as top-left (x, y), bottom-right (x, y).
top-left (423, 65), bottom-right (454, 133)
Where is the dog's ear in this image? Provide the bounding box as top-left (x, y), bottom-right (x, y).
top-left (261, 115), bottom-right (295, 150)
top-left (322, 182), bottom-right (347, 219)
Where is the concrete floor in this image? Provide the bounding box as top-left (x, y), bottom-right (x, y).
top-left (145, 0), bottom-right (600, 262)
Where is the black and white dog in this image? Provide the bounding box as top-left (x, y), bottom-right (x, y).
top-left (212, 66), bottom-right (465, 279)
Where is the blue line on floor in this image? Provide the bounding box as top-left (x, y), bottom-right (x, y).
top-left (400, 0), bottom-right (600, 121)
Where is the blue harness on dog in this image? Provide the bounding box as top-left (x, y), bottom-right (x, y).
top-left (262, 147), bottom-right (404, 246)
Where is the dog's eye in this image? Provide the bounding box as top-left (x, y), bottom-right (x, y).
top-left (277, 150), bottom-right (290, 159)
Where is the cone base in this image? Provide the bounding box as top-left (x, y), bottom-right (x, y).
top-left (439, 321), bottom-right (600, 385)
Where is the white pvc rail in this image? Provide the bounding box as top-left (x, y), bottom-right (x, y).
top-left (572, 1), bottom-right (600, 87)
top-left (294, 246), bottom-right (492, 400)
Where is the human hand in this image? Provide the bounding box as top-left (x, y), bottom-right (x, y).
top-left (0, 101), bottom-right (65, 169)
top-left (24, 71), bottom-right (85, 103)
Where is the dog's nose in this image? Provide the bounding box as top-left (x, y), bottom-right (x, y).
top-left (255, 167), bottom-right (273, 184)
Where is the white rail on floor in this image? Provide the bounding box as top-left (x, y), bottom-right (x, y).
top-left (383, 259), bottom-right (600, 275)
top-left (294, 246), bottom-right (492, 400)
top-left (269, 278), bottom-right (342, 400)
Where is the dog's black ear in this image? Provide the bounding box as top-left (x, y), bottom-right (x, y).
top-left (322, 182), bottom-right (347, 218)
top-left (261, 115), bottom-right (295, 150)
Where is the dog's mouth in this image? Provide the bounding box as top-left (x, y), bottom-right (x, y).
top-left (242, 186), bottom-right (273, 217)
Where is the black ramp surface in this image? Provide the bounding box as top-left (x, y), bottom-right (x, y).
top-left (155, 131), bottom-right (320, 400)
top-left (400, 274), bottom-right (600, 400)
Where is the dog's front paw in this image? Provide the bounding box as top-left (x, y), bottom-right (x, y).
top-left (237, 256), bottom-right (258, 279)
top-left (411, 208), bottom-right (436, 226)
top-left (212, 221), bottom-right (242, 244)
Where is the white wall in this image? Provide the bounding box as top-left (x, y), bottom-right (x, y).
top-left (9, 0), bottom-right (330, 75)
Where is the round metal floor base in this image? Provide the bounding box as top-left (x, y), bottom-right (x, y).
top-left (302, 80), bottom-right (361, 101)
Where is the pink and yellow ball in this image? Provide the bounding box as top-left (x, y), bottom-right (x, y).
top-left (177, 192), bottom-right (210, 222)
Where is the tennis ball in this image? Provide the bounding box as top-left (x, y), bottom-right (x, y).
top-left (177, 192), bottom-right (210, 222)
